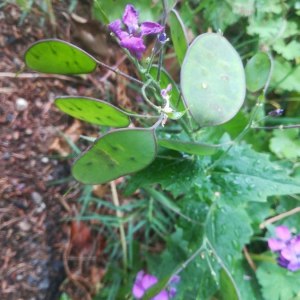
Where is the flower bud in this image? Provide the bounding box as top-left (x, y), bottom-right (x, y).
top-left (268, 109), bottom-right (283, 117)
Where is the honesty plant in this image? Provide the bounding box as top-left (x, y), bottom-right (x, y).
top-left (23, 1), bottom-right (300, 299)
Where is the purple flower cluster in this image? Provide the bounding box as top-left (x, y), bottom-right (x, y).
top-left (268, 225), bottom-right (300, 271)
top-left (132, 270), bottom-right (180, 300)
top-left (108, 5), bottom-right (164, 59)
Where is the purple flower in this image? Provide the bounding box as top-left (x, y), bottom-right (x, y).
top-left (268, 226), bottom-right (300, 272)
top-left (108, 5), bottom-right (164, 59)
top-left (161, 84), bottom-right (172, 99)
top-left (268, 225), bottom-right (291, 251)
top-left (268, 109), bottom-right (284, 117)
top-left (132, 271), bottom-right (180, 300)
top-left (281, 239), bottom-right (300, 271)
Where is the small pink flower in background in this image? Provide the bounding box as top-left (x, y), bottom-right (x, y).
top-left (268, 225), bottom-right (300, 272)
top-left (161, 84), bottom-right (172, 99)
top-left (108, 5), bottom-right (164, 59)
top-left (268, 225), bottom-right (291, 251)
top-left (132, 270), bottom-right (180, 300)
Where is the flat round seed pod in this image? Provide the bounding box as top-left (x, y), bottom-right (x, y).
top-left (55, 96), bottom-right (130, 127)
top-left (25, 39), bottom-right (97, 74)
top-left (181, 33), bottom-right (246, 127)
top-left (72, 128), bottom-right (157, 184)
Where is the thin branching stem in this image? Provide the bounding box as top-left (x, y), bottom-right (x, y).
top-left (156, 0), bottom-right (168, 82)
top-left (141, 78), bottom-right (161, 111)
top-left (110, 181), bottom-right (128, 272)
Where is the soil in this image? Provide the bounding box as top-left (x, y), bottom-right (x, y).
top-left (0, 2), bottom-right (138, 299)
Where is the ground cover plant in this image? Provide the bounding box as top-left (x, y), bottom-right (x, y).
top-left (16, 0), bottom-right (300, 299)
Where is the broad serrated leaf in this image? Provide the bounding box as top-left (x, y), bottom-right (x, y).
top-left (245, 52), bottom-right (272, 92)
top-left (205, 145), bottom-right (300, 206)
top-left (247, 19), bottom-right (298, 42)
top-left (181, 33), bottom-right (245, 127)
top-left (55, 96), bottom-right (130, 127)
top-left (255, 0), bottom-right (282, 14)
top-left (149, 66), bottom-right (185, 111)
top-left (271, 58), bottom-right (300, 92)
top-left (169, 9), bottom-right (188, 66)
top-left (203, 1), bottom-right (240, 31)
top-left (219, 267), bottom-right (241, 300)
top-left (25, 39), bottom-right (97, 74)
top-left (72, 128), bottom-right (157, 184)
top-left (124, 151), bottom-right (202, 196)
top-left (257, 261), bottom-right (300, 300)
top-left (232, 260), bottom-right (264, 300)
top-left (157, 138), bottom-right (218, 156)
top-left (225, 0), bottom-right (254, 16)
top-left (206, 205), bottom-right (253, 271)
top-left (273, 40), bottom-right (300, 60)
top-left (269, 128), bottom-right (300, 159)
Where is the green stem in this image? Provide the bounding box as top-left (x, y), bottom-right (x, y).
top-left (110, 181), bottom-right (128, 272)
top-left (249, 254), bottom-right (276, 263)
top-left (141, 78), bottom-right (161, 111)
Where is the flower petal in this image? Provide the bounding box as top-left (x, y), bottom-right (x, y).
top-left (140, 22), bottom-right (164, 36)
top-left (122, 4), bottom-right (139, 34)
top-left (281, 246), bottom-right (294, 261)
top-left (151, 290), bottom-right (169, 300)
top-left (169, 286), bottom-right (177, 298)
top-left (161, 84), bottom-right (172, 98)
top-left (268, 238), bottom-right (286, 251)
top-left (133, 282), bottom-right (145, 298)
top-left (108, 19), bottom-right (129, 41)
top-left (277, 254), bottom-right (289, 269)
top-left (276, 225), bottom-right (291, 241)
top-left (120, 37), bottom-right (146, 59)
top-left (135, 270), bottom-right (145, 284)
top-left (287, 259), bottom-right (300, 271)
top-left (291, 239), bottom-right (300, 255)
top-left (141, 274), bottom-right (158, 290)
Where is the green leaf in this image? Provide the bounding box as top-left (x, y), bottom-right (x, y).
top-left (72, 128), bottom-right (157, 184)
top-left (205, 145), bottom-right (300, 206)
top-left (169, 9), bottom-right (188, 66)
top-left (92, 2), bottom-right (110, 24)
top-left (157, 138), bottom-right (218, 156)
top-left (124, 151), bottom-right (201, 196)
top-left (165, 0), bottom-right (177, 11)
top-left (245, 52), bottom-right (272, 92)
top-left (225, 0), bottom-right (254, 15)
top-left (164, 106), bottom-right (191, 120)
top-left (144, 187), bottom-right (181, 213)
top-left (257, 261), bottom-right (300, 300)
top-left (270, 128), bottom-right (300, 159)
top-left (247, 18), bottom-right (298, 42)
top-left (273, 40), bottom-right (300, 60)
top-left (25, 39), bottom-right (97, 74)
top-left (181, 33), bottom-right (245, 127)
top-left (271, 59), bottom-right (300, 92)
top-left (255, 0), bottom-right (282, 14)
top-left (206, 205), bottom-right (253, 271)
top-left (55, 96), bottom-right (130, 127)
top-left (276, 196), bottom-right (300, 231)
top-left (142, 275), bottom-right (171, 300)
top-left (203, 1), bottom-right (240, 32)
top-left (219, 267), bottom-right (241, 300)
top-left (149, 66), bottom-right (185, 111)
top-left (232, 260), bottom-right (264, 300)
